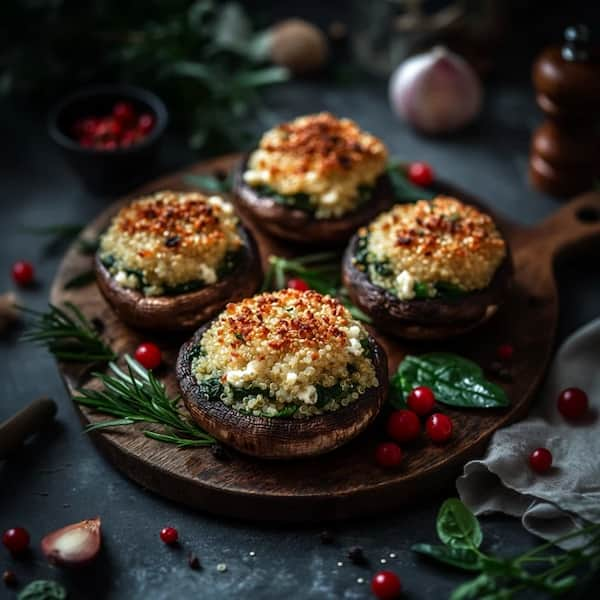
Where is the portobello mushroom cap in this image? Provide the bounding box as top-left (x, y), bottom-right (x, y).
top-left (232, 156), bottom-right (392, 245)
top-left (342, 234), bottom-right (514, 340)
top-left (95, 224), bottom-right (262, 332)
top-left (176, 322), bottom-right (389, 459)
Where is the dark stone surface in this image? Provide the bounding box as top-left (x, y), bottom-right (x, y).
top-left (1, 75), bottom-right (599, 600)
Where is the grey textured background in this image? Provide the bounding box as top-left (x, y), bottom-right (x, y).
top-left (1, 63), bottom-right (599, 600)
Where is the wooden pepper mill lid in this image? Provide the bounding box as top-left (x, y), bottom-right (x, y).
top-left (529, 25), bottom-right (600, 196)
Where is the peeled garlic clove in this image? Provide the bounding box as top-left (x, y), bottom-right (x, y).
top-left (41, 517), bottom-right (101, 567)
top-left (389, 46), bottom-right (482, 134)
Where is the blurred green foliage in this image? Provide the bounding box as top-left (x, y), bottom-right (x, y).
top-left (1, 0), bottom-right (288, 151)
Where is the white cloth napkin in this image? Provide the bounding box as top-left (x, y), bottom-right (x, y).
top-left (456, 318), bottom-right (600, 549)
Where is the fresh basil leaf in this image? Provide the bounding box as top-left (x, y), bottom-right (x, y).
top-left (198, 377), bottom-right (223, 401)
top-left (386, 163), bottom-right (435, 203)
top-left (268, 404), bottom-right (298, 418)
top-left (435, 281), bottom-right (466, 298)
top-left (412, 543), bottom-right (482, 571)
top-left (450, 574), bottom-right (496, 600)
top-left (437, 498), bottom-right (483, 550)
top-left (390, 352), bottom-right (509, 409)
top-left (414, 281), bottom-right (431, 298)
top-left (17, 580), bottom-right (67, 600)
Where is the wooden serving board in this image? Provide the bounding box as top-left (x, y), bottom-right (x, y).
top-left (51, 154), bottom-right (600, 521)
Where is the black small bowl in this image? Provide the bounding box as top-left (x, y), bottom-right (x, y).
top-left (48, 84), bottom-right (168, 195)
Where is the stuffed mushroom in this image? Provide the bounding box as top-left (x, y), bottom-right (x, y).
top-left (95, 190), bottom-right (262, 331)
top-left (176, 289), bottom-right (388, 458)
top-left (343, 196), bottom-right (512, 340)
top-left (233, 112), bottom-right (391, 245)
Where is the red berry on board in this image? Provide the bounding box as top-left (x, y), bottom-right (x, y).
top-left (407, 161), bottom-right (434, 187)
top-left (287, 278), bottom-right (310, 292)
top-left (81, 117), bottom-right (99, 136)
top-left (407, 386), bottom-right (436, 416)
top-left (371, 570), bottom-right (402, 599)
top-left (386, 409), bottom-right (420, 443)
top-left (113, 101), bottom-right (136, 125)
top-left (558, 387), bottom-right (589, 420)
top-left (426, 413), bottom-right (453, 443)
top-left (121, 130), bottom-right (139, 147)
top-left (138, 113), bottom-right (155, 134)
top-left (529, 448), bottom-right (553, 473)
top-left (375, 442), bottom-right (403, 468)
top-left (497, 343), bottom-right (514, 361)
top-left (134, 342), bottom-right (162, 370)
top-left (2, 527), bottom-right (30, 554)
top-left (11, 261), bottom-right (34, 286)
top-left (159, 527), bottom-right (178, 545)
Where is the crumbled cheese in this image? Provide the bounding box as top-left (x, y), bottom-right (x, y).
top-left (395, 270), bottom-right (416, 300)
top-left (244, 113), bottom-right (387, 219)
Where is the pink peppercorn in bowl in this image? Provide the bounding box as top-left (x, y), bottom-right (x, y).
top-left (48, 84), bottom-right (168, 195)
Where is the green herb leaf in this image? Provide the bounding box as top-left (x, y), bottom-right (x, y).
top-left (184, 173), bottom-right (231, 193)
top-left (386, 163), bottom-right (436, 203)
top-left (63, 269), bottom-right (96, 290)
top-left (437, 498), bottom-right (483, 550)
top-left (450, 574), bottom-right (496, 600)
top-left (75, 355), bottom-right (215, 447)
top-left (412, 543), bottom-right (482, 571)
top-left (391, 353), bottom-right (509, 409)
top-left (17, 580), bottom-right (67, 600)
top-left (21, 302), bottom-right (117, 365)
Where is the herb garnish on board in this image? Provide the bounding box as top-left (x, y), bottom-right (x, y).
top-left (391, 352), bottom-right (509, 409)
top-left (414, 498), bottom-right (600, 599)
top-left (75, 355), bottom-right (215, 447)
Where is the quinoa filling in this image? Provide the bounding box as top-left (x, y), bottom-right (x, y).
top-left (353, 197), bottom-right (506, 301)
top-left (190, 289), bottom-right (379, 419)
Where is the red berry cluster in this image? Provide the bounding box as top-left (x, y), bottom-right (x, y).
top-left (376, 386), bottom-right (453, 468)
top-left (71, 101), bottom-right (155, 151)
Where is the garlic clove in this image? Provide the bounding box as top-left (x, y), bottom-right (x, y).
top-left (41, 517), bottom-right (101, 567)
top-left (389, 46), bottom-right (482, 135)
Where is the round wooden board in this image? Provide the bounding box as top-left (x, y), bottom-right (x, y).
top-left (51, 155), bottom-right (600, 521)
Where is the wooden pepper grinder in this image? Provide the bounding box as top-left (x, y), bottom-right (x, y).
top-left (529, 25), bottom-right (600, 196)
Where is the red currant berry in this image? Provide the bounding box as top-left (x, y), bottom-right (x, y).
top-left (375, 442), bottom-right (403, 468)
top-left (529, 448), bottom-right (553, 473)
top-left (386, 409), bottom-right (420, 443)
top-left (371, 570), bottom-right (402, 599)
top-left (113, 101), bottom-right (136, 125)
top-left (407, 386), bottom-right (436, 416)
top-left (497, 344), bottom-right (514, 361)
top-left (558, 387), bottom-right (588, 420)
top-left (134, 342), bottom-right (162, 370)
top-left (407, 161), bottom-right (434, 187)
top-left (2, 527), bottom-right (30, 554)
top-left (426, 413), bottom-right (453, 443)
top-left (287, 278), bottom-right (310, 292)
top-left (159, 527), bottom-right (178, 545)
top-left (81, 117), bottom-right (99, 136)
top-left (11, 261), bottom-right (34, 286)
top-left (138, 113), bottom-right (155, 134)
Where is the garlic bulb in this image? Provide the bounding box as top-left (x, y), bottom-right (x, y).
top-left (389, 46), bottom-right (482, 134)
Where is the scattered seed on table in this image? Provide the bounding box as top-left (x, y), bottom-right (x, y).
top-left (389, 553), bottom-right (397, 559)
top-left (357, 577), bottom-right (365, 584)
top-left (348, 546), bottom-right (368, 566)
top-left (336, 561), bottom-right (343, 567)
top-left (248, 551), bottom-right (256, 557)
top-left (188, 553), bottom-right (201, 570)
top-left (216, 563), bottom-right (227, 572)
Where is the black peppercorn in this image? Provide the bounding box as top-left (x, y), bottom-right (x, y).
top-left (211, 443), bottom-right (231, 461)
top-left (348, 546), bottom-right (368, 565)
top-left (188, 553), bottom-right (201, 570)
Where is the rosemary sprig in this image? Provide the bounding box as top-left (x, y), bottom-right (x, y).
top-left (21, 302), bottom-right (117, 364)
top-left (63, 269), bottom-right (96, 290)
top-left (262, 252), bottom-right (372, 323)
top-left (75, 355), bottom-right (215, 448)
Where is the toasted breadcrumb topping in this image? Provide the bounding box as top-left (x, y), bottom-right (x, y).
top-left (359, 196), bottom-right (506, 299)
top-left (192, 289), bottom-right (379, 418)
top-left (99, 191), bottom-right (241, 296)
top-left (243, 113), bottom-right (387, 218)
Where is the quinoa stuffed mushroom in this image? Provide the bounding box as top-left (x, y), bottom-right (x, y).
top-left (176, 289), bottom-right (388, 458)
top-left (233, 112), bottom-right (392, 245)
top-left (95, 190), bottom-right (262, 331)
top-left (343, 196), bottom-right (513, 340)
